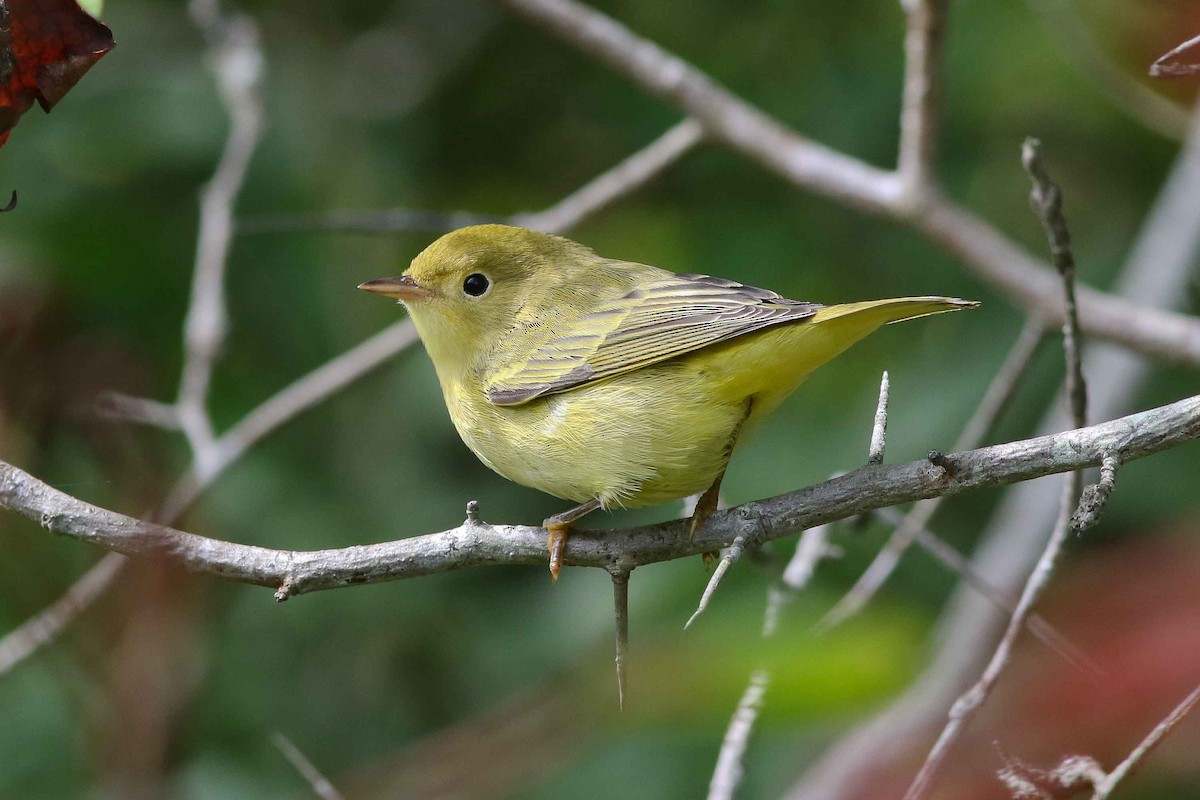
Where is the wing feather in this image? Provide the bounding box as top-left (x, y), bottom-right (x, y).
top-left (484, 273), bottom-right (820, 406)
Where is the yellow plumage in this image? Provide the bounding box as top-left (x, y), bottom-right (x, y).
top-left (359, 224), bottom-right (976, 573)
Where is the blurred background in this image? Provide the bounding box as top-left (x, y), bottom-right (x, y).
top-left (2, 0), bottom-right (1199, 797)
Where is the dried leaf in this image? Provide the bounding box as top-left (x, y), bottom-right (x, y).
top-left (0, 0), bottom-right (114, 147)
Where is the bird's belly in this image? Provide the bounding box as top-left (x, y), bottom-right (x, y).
top-left (445, 366), bottom-right (746, 508)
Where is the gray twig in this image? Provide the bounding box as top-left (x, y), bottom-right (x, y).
top-left (493, 0), bottom-right (1200, 368)
top-left (0, 0), bottom-right (266, 681)
top-left (1089, 681), bottom-right (1200, 798)
top-left (178, 1), bottom-right (264, 478)
top-left (897, 0), bottom-right (948, 202)
top-left (994, 680), bottom-right (1200, 799)
top-left (878, 506), bottom-right (1098, 675)
top-left (1024, 138), bottom-right (1087, 428)
top-left (239, 119), bottom-right (703, 236)
top-left (272, 732), bottom-right (344, 800)
top-left (868, 371), bottom-right (890, 466)
top-left (787, 101), bottom-right (1200, 800)
top-left (820, 316), bottom-right (1045, 629)
top-left (1026, 0), bottom-right (1189, 140)
top-left (1150, 32), bottom-right (1200, 78)
top-left (902, 139), bottom-right (1092, 800)
top-left (3, 394), bottom-right (1195, 597)
top-left (708, 669), bottom-right (770, 800)
top-left (0, 552), bottom-right (128, 674)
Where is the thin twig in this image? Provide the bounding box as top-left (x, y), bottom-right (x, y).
top-left (903, 138), bottom-right (1093, 800)
top-left (879, 507), bottom-right (1098, 675)
top-left (158, 321), bottom-right (419, 522)
top-left (708, 523), bottom-right (836, 800)
top-left (272, 732), bottom-right (344, 800)
top-left (239, 119), bottom-right (703, 236)
top-left (1090, 681), bottom-right (1200, 798)
top-left (178, 1), bottom-right (264, 477)
top-left (820, 316), bottom-right (1045, 629)
top-left (1026, 0), bottom-right (1189, 140)
top-left (517, 118), bottom-right (704, 232)
top-left (868, 371), bottom-right (890, 466)
top-left (493, 0), bottom-right (1200, 368)
top-left (708, 669), bottom-right (770, 800)
top-left (787, 102), bottom-right (1200, 800)
top-left (1024, 138), bottom-right (1087, 427)
top-left (897, 0), bottom-right (948, 201)
top-left (1150, 32), bottom-right (1200, 78)
top-left (0, 0), bottom-right (265, 681)
top-left (0, 552), bottom-right (127, 674)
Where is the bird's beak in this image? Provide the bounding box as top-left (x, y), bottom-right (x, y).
top-left (357, 275), bottom-right (431, 301)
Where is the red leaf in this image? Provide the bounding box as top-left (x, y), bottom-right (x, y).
top-left (0, 0), bottom-right (114, 148)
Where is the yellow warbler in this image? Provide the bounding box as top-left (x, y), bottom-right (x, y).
top-left (360, 225), bottom-right (976, 578)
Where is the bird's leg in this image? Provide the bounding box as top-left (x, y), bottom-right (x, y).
top-left (689, 470), bottom-right (727, 541)
top-left (691, 399), bottom-right (754, 564)
top-left (543, 498), bottom-right (602, 582)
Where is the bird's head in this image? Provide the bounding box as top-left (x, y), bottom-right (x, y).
top-left (358, 224), bottom-right (593, 377)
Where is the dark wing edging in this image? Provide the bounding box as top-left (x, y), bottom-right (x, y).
top-left (485, 273), bottom-right (821, 406)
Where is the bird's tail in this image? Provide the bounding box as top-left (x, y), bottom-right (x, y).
top-left (811, 296), bottom-right (979, 327)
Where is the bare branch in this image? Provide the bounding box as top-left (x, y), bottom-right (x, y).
top-left (878, 507), bottom-right (1097, 674)
top-left (496, 0), bottom-right (903, 213)
top-left (898, 0), bottom-right (949, 199)
top-left (516, 118), bottom-right (704, 233)
top-left (239, 119), bottom-right (703, 237)
top-left (1089, 681), bottom-right (1200, 798)
top-left (708, 668), bottom-right (770, 800)
top-left (178, 2), bottom-right (265, 475)
top-left (273, 732), bottom-right (344, 800)
top-left (820, 316), bottom-right (1045, 629)
top-left (1026, 0), bottom-right (1189, 140)
top-left (93, 392), bottom-right (181, 430)
top-left (787, 101), bottom-right (1200, 800)
top-left (1024, 138), bottom-right (1087, 427)
top-left (0, 552), bottom-right (127, 675)
top-left (903, 139), bottom-right (1094, 800)
top-left (1150, 32), bottom-right (1200, 78)
top-left (159, 320), bottom-right (419, 522)
top-left (493, 0), bottom-right (1200, 369)
top-left (1, 393), bottom-right (1194, 595)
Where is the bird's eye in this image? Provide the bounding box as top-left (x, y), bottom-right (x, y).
top-left (463, 273), bottom-right (490, 297)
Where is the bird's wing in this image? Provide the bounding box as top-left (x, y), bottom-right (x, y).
top-left (484, 272), bottom-right (822, 406)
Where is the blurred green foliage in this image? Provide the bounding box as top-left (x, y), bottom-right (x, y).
top-left (1, 0), bottom-right (1198, 797)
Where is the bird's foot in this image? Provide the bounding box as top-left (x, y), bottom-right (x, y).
top-left (545, 523), bottom-right (570, 583)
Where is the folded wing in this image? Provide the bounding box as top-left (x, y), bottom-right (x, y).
top-left (485, 273), bottom-right (821, 406)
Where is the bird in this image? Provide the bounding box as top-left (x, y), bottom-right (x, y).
top-left (359, 224), bottom-right (976, 579)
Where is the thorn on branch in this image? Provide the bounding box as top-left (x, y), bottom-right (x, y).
top-left (868, 371), bottom-right (890, 466)
top-left (927, 449), bottom-right (956, 477)
top-left (610, 568), bottom-right (631, 710)
top-left (274, 580), bottom-right (292, 602)
top-left (685, 511), bottom-right (761, 629)
top-left (465, 499), bottom-right (481, 524)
